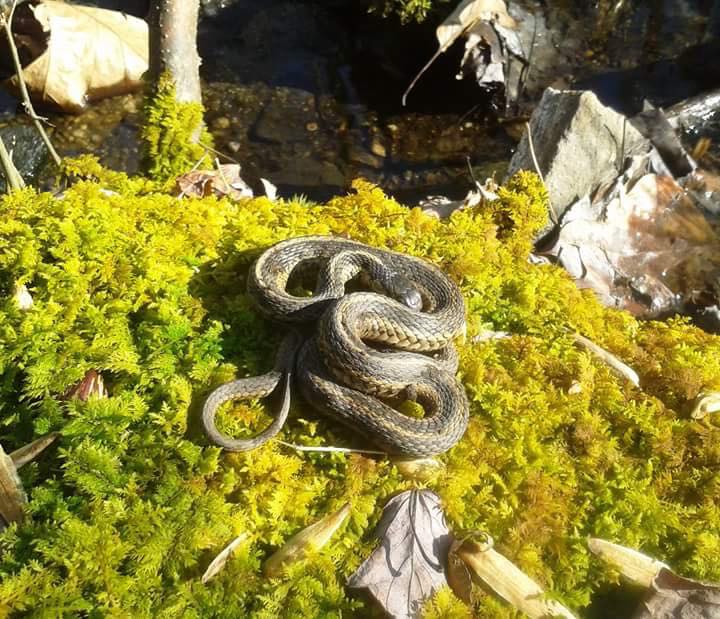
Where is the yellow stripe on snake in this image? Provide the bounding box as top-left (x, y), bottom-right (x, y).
top-left (202, 236), bottom-right (469, 456)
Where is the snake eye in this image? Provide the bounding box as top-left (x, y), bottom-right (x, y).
top-left (388, 274), bottom-right (423, 311)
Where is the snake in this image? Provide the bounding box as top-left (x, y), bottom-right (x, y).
top-left (201, 235), bottom-right (469, 456)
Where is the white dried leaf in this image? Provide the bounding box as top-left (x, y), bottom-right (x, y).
top-left (201, 532), bottom-right (249, 584)
top-left (456, 537), bottom-right (577, 618)
top-left (260, 178), bottom-right (278, 201)
top-left (13, 283), bottom-right (33, 310)
top-left (588, 538), bottom-right (668, 588)
top-left (264, 503), bottom-right (350, 578)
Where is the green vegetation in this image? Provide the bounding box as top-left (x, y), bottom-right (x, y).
top-left (0, 167), bottom-right (718, 616)
top-left (141, 74), bottom-right (212, 183)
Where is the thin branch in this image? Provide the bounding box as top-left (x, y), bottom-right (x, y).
top-left (525, 121), bottom-right (557, 224)
top-left (277, 440), bottom-right (386, 455)
top-left (1, 1), bottom-right (61, 166)
top-left (0, 134), bottom-right (25, 191)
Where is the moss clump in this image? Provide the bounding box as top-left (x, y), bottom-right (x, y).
top-left (0, 172), bottom-right (719, 616)
top-left (141, 73), bottom-right (212, 183)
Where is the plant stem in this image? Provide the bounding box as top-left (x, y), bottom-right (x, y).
top-left (1, 2), bottom-right (62, 167)
top-left (0, 134), bottom-right (25, 191)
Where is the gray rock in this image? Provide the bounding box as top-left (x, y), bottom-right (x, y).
top-left (506, 88), bottom-right (648, 232)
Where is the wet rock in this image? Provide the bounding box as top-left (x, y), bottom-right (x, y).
top-left (252, 88), bottom-right (318, 144)
top-left (0, 124), bottom-right (49, 191)
top-left (506, 88), bottom-right (648, 230)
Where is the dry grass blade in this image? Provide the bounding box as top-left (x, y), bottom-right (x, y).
top-left (201, 532), bottom-right (250, 584)
top-left (573, 333), bottom-right (640, 387)
top-left (0, 135), bottom-right (25, 191)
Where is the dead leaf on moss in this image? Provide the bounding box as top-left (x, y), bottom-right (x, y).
top-left (347, 490), bottom-right (452, 618)
top-left (635, 568), bottom-right (720, 618)
top-left (176, 164), bottom-right (253, 200)
top-left (201, 532), bottom-right (249, 584)
top-left (455, 535), bottom-right (577, 618)
top-left (264, 503), bottom-right (350, 578)
top-left (3, 1), bottom-right (148, 112)
top-left (64, 369), bottom-right (107, 401)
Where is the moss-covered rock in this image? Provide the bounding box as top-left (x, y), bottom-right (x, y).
top-left (0, 168), bottom-right (718, 616)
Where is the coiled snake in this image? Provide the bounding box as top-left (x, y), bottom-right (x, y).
top-left (202, 236), bottom-right (469, 456)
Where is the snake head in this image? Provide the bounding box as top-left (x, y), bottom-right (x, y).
top-left (388, 274), bottom-right (423, 311)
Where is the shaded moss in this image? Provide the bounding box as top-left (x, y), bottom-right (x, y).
top-left (0, 172), bottom-right (718, 616)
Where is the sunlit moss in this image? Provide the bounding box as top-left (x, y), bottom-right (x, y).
top-left (0, 172), bottom-right (718, 616)
top-left (141, 73), bottom-right (212, 183)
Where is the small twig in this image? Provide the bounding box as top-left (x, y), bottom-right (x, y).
top-left (1, 1), bottom-right (61, 167)
top-left (277, 440), bottom-right (386, 455)
top-left (525, 121), bottom-right (556, 225)
top-left (198, 140), bottom-right (240, 165)
top-left (0, 134), bottom-right (25, 191)
top-left (573, 333), bottom-right (640, 387)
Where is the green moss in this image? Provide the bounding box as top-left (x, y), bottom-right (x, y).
top-left (141, 74), bottom-right (212, 183)
top-left (0, 172), bottom-right (719, 616)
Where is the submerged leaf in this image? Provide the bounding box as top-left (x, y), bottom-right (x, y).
top-left (264, 503), bottom-right (350, 578)
top-left (347, 490), bottom-right (452, 619)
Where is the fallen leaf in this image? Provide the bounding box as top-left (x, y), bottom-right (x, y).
top-left (0, 443), bottom-right (28, 530)
top-left (635, 568), bottom-right (720, 618)
top-left (64, 369), bottom-right (107, 401)
top-left (403, 0), bottom-right (521, 106)
top-left (588, 538), bottom-right (667, 588)
top-left (9, 432), bottom-right (59, 469)
top-left (202, 532), bottom-right (249, 584)
top-left (13, 282), bottom-right (33, 310)
top-left (455, 535), bottom-right (577, 618)
top-left (347, 490), bottom-right (452, 619)
top-left (690, 391), bottom-right (720, 419)
top-left (4, 1), bottom-right (148, 112)
top-left (548, 159), bottom-right (720, 319)
top-left (176, 164), bottom-right (253, 200)
top-left (264, 503), bottom-right (350, 578)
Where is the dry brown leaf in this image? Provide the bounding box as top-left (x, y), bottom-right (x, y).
top-left (6, 1), bottom-right (148, 112)
top-left (176, 164), bottom-right (253, 201)
top-left (436, 0), bottom-right (517, 53)
top-left (0, 443), bottom-right (28, 530)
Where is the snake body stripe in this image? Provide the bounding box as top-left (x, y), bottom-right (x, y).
top-left (202, 235), bottom-right (469, 456)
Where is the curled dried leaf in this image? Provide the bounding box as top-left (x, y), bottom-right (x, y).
top-left (447, 538), bottom-right (475, 605)
top-left (0, 444), bottom-right (28, 530)
top-left (65, 369), bottom-right (107, 401)
top-left (456, 536), bottom-right (577, 618)
top-left (690, 391), bottom-right (720, 420)
top-left (588, 538), bottom-right (668, 588)
top-left (263, 503), bottom-right (350, 578)
top-left (13, 283), bottom-right (33, 310)
top-left (9, 432), bottom-right (59, 469)
top-left (201, 532), bottom-right (250, 584)
top-left (573, 333), bottom-right (640, 387)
